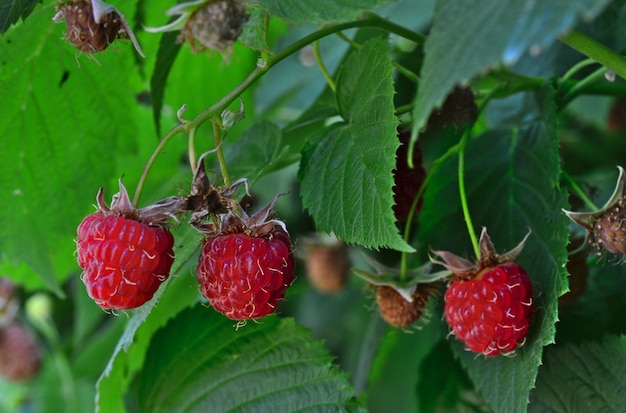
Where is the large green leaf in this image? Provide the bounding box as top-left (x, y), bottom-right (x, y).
top-left (0, 3), bottom-right (140, 293)
top-left (417, 86), bottom-right (569, 413)
top-left (411, 0), bottom-right (611, 143)
top-left (258, 0), bottom-right (393, 24)
top-left (0, 0), bottom-right (41, 34)
top-left (225, 120), bottom-right (291, 183)
top-left (298, 38), bottom-right (410, 252)
top-left (365, 309), bottom-right (445, 413)
top-left (136, 305), bottom-right (363, 412)
top-left (529, 336), bottom-right (626, 412)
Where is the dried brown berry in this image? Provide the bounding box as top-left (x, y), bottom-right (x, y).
top-left (304, 241), bottom-right (350, 293)
top-left (592, 201), bottom-right (626, 254)
top-left (376, 284), bottom-right (433, 328)
top-left (564, 166), bottom-right (626, 257)
top-left (53, 0), bottom-right (144, 56)
top-left (180, 0), bottom-right (249, 53)
top-left (0, 323), bottom-right (41, 382)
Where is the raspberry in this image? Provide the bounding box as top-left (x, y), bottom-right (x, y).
top-left (592, 201), bottom-right (626, 255)
top-left (53, 0), bottom-right (144, 56)
top-left (393, 130), bottom-right (426, 222)
top-left (444, 262), bottom-right (533, 356)
top-left (376, 284), bottom-right (434, 328)
top-left (180, 0), bottom-right (249, 53)
top-left (195, 195), bottom-right (294, 321)
top-left (564, 166), bottom-right (626, 257)
top-left (76, 181), bottom-right (181, 310)
top-left (303, 239), bottom-right (349, 293)
top-left (0, 322), bottom-right (41, 382)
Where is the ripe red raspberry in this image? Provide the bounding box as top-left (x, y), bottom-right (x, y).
top-left (444, 263), bottom-right (533, 356)
top-left (0, 322), bottom-right (41, 382)
top-left (195, 195), bottom-right (294, 321)
top-left (76, 181), bottom-right (181, 310)
top-left (393, 130), bottom-right (426, 222)
top-left (432, 227), bottom-right (533, 356)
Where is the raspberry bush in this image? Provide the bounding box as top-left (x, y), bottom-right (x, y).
top-left (3, 1), bottom-right (626, 412)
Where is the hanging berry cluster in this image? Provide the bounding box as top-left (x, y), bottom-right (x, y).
top-left (75, 157), bottom-right (295, 322)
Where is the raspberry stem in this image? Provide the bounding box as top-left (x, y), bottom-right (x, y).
top-left (213, 121), bottom-right (231, 186)
top-left (136, 14), bottom-right (426, 205)
top-left (313, 40), bottom-right (336, 92)
top-left (562, 171), bottom-right (599, 211)
top-left (559, 30), bottom-right (626, 80)
top-left (133, 124), bottom-right (186, 206)
top-left (458, 129), bottom-right (480, 259)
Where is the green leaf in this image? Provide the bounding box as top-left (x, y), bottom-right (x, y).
top-left (417, 340), bottom-right (492, 413)
top-left (298, 38), bottom-right (411, 252)
top-left (136, 305), bottom-right (362, 413)
top-left (239, 7), bottom-right (270, 52)
top-left (529, 336), bottom-right (626, 412)
top-left (257, 0), bottom-right (393, 24)
top-left (225, 120), bottom-right (290, 183)
top-left (95, 224), bottom-right (201, 413)
top-left (365, 310), bottom-right (445, 413)
top-left (0, 4), bottom-right (140, 294)
top-left (417, 86), bottom-right (569, 413)
top-left (150, 31), bottom-right (182, 136)
top-left (411, 0), bottom-right (611, 141)
top-left (0, 0), bottom-right (41, 34)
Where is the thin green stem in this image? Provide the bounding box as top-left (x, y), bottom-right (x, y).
top-left (188, 125), bottom-right (198, 172)
top-left (560, 58), bottom-right (597, 85)
top-left (135, 14), bottom-right (425, 201)
top-left (190, 13), bottom-right (425, 129)
top-left (562, 171), bottom-right (599, 210)
top-left (398, 136), bottom-right (467, 279)
top-left (561, 66), bottom-right (609, 105)
top-left (393, 61), bottom-right (420, 84)
top-left (313, 40), bottom-right (336, 92)
top-left (213, 121), bottom-right (230, 186)
top-left (559, 30), bottom-right (626, 79)
top-left (458, 130), bottom-right (480, 258)
top-left (336, 31), bottom-right (419, 85)
top-left (132, 124), bottom-right (186, 206)
top-left (336, 32), bottom-right (361, 49)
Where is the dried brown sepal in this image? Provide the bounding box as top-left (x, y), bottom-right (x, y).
top-left (185, 155), bottom-right (249, 228)
top-left (94, 180), bottom-right (186, 228)
top-left (431, 227), bottom-right (530, 280)
top-left (194, 192), bottom-right (288, 241)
